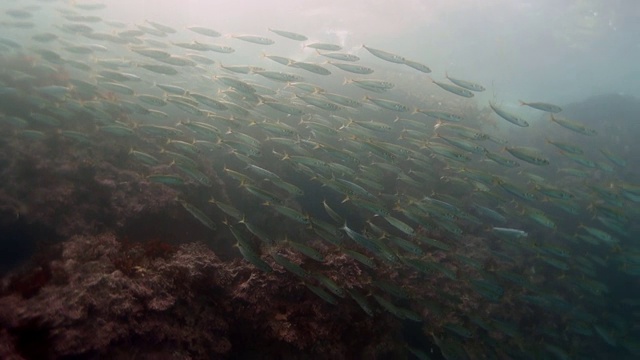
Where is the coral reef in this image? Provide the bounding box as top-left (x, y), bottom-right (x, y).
top-left (0, 135), bottom-right (179, 238)
top-left (0, 87), bottom-right (407, 359)
top-left (0, 234), bottom-right (405, 359)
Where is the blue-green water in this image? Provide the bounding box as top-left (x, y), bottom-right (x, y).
top-left (0, 1), bottom-right (638, 359)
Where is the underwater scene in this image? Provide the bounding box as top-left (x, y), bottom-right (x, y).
top-left (0, 0), bottom-right (639, 359)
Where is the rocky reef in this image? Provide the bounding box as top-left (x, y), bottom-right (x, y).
top-left (0, 135), bottom-right (408, 359)
top-left (0, 233), bottom-right (406, 359)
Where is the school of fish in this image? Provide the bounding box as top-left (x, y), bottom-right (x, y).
top-left (0, 1), bottom-right (639, 359)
